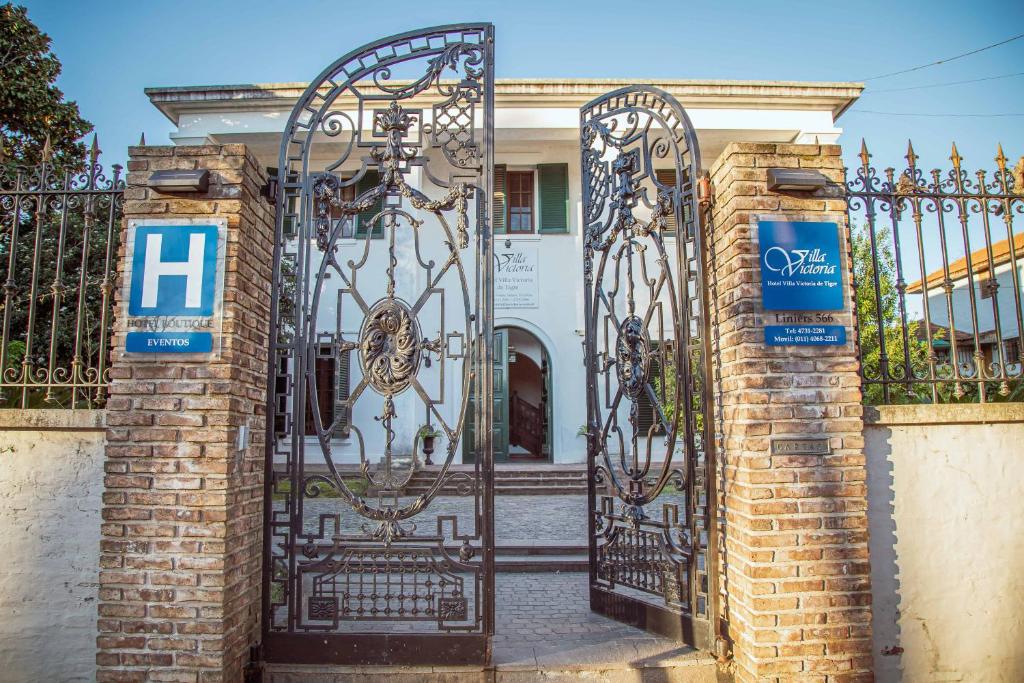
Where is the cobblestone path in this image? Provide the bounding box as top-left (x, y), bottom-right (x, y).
top-left (302, 491), bottom-right (684, 542)
top-left (493, 572), bottom-right (700, 668)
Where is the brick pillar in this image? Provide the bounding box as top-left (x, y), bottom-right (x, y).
top-left (97, 145), bottom-right (273, 682)
top-left (709, 143), bottom-right (872, 681)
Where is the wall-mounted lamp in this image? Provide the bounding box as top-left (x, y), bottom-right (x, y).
top-left (147, 169), bottom-right (210, 193)
top-left (766, 168), bottom-right (827, 192)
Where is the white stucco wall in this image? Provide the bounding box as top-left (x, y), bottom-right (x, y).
top-left (299, 136), bottom-right (685, 467)
top-left (300, 140), bottom-right (600, 466)
top-left (0, 410), bottom-right (106, 683)
top-left (866, 403), bottom-right (1024, 682)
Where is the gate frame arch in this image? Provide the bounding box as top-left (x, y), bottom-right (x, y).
top-left (260, 22), bottom-right (497, 666)
top-left (578, 84), bottom-right (721, 651)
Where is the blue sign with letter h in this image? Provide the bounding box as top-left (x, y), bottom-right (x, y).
top-left (128, 225), bottom-right (218, 316)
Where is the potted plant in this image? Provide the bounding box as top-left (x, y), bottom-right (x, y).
top-left (417, 424), bottom-right (442, 466)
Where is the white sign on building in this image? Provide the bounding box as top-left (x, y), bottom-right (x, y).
top-left (495, 243), bottom-right (539, 309)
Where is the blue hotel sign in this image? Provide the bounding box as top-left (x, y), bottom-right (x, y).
top-left (758, 219), bottom-right (846, 346)
top-left (124, 219), bottom-right (226, 354)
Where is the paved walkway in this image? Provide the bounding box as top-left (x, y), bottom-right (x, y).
top-left (493, 572), bottom-right (701, 670)
top-left (279, 493), bottom-right (714, 674)
top-left (302, 492), bottom-right (685, 542)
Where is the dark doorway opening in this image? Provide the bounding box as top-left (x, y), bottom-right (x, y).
top-left (502, 326), bottom-right (551, 462)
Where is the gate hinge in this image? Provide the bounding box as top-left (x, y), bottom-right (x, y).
top-left (244, 643), bottom-right (264, 683)
top-left (714, 635), bottom-right (733, 663)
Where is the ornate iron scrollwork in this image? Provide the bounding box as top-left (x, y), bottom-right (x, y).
top-left (580, 86), bottom-right (716, 649)
top-left (263, 24), bottom-right (495, 665)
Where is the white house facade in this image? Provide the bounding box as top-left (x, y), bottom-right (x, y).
top-left (146, 79), bottom-right (862, 465)
top-left (909, 232), bottom-right (1024, 373)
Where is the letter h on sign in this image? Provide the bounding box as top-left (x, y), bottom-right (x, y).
top-left (129, 225), bottom-right (218, 316)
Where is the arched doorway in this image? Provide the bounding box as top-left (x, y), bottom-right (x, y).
top-left (502, 326), bottom-right (551, 462)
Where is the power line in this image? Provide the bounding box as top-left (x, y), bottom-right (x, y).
top-left (862, 71), bottom-right (1024, 94)
top-left (848, 109), bottom-right (1024, 118)
top-left (859, 32), bottom-right (1024, 81)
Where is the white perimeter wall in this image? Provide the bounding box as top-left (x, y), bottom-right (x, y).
top-left (0, 410), bottom-right (106, 683)
top-left (866, 403), bottom-right (1024, 682)
top-left (3, 399), bottom-right (1023, 681)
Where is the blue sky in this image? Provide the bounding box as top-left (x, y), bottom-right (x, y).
top-left (21, 0), bottom-right (1024, 176)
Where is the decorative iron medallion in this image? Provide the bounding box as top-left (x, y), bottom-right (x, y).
top-left (615, 315), bottom-right (651, 400)
top-left (359, 299), bottom-right (422, 396)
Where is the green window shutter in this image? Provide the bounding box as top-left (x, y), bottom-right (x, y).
top-left (355, 169), bottom-right (383, 238)
top-left (636, 350), bottom-right (663, 435)
top-left (335, 350), bottom-right (351, 436)
top-left (493, 164), bottom-right (507, 234)
top-left (655, 169), bottom-right (678, 235)
top-left (538, 163), bottom-right (569, 233)
top-left (305, 347), bottom-right (335, 436)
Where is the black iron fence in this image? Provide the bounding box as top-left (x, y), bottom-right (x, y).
top-left (0, 139), bottom-right (123, 408)
top-left (0, 135), bottom-right (1017, 409)
top-left (846, 141), bottom-right (1023, 404)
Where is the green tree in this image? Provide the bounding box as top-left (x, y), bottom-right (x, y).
top-left (851, 222), bottom-right (935, 404)
top-left (0, 4), bottom-right (109, 407)
top-left (0, 3), bottom-right (91, 166)
top-left (654, 352), bottom-right (704, 435)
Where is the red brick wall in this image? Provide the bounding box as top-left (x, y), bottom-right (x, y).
top-left (97, 145), bottom-right (273, 682)
top-left (709, 143), bottom-right (872, 682)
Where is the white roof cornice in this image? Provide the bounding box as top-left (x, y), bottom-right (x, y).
top-left (146, 78), bottom-right (863, 124)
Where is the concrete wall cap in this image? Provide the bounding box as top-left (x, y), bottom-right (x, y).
top-left (0, 409), bottom-right (106, 431)
top-left (865, 402), bottom-right (1024, 426)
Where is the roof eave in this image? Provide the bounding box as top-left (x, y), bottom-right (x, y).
top-left (146, 79), bottom-right (864, 125)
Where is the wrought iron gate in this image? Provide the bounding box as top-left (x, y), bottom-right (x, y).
top-left (580, 86), bottom-right (718, 648)
top-left (262, 24), bottom-right (495, 665)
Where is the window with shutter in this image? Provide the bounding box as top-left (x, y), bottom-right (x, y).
top-left (654, 168), bottom-right (679, 235)
top-left (506, 171), bottom-right (535, 233)
top-left (335, 350), bottom-right (351, 436)
top-left (355, 169), bottom-right (384, 238)
top-left (328, 180), bottom-right (357, 239)
top-left (635, 351), bottom-right (664, 436)
top-left (305, 346), bottom-right (335, 435)
top-left (493, 164), bottom-right (507, 234)
top-left (303, 345), bottom-right (352, 437)
top-left (538, 163), bottom-right (569, 233)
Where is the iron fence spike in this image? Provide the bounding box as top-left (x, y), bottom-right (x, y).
top-left (859, 139), bottom-right (870, 169)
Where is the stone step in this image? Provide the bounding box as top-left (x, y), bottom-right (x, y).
top-left (494, 542), bottom-right (587, 572)
top-left (495, 541), bottom-right (588, 555)
top-left (403, 477), bottom-right (585, 484)
top-left (495, 554), bottom-right (588, 572)
top-left (494, 486), bottom-right (586, 495)
top-left (401, 486), bottom-right (587, 496)
top-left (263, 654), bottom-right (723, 682)
top-left (405, 473), bottom-right (587, 483)
top-left (493, 471), bottom-right (586, 478)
